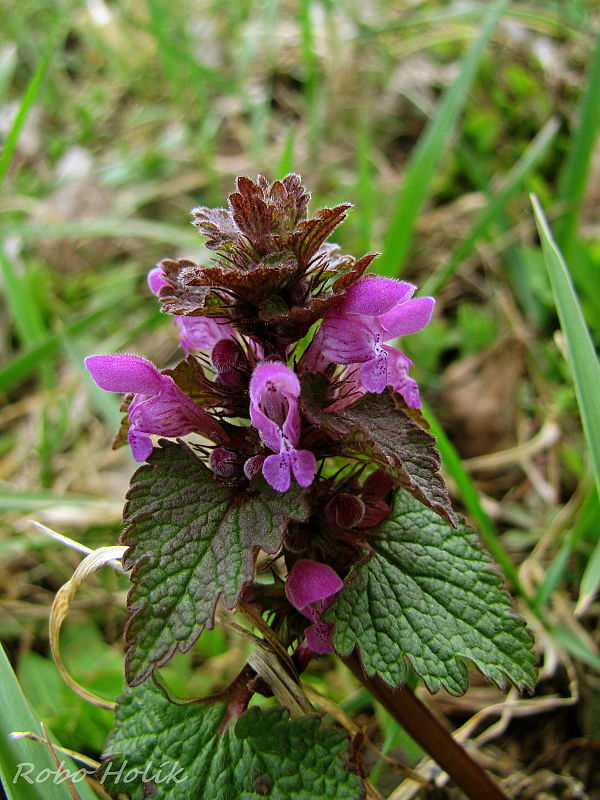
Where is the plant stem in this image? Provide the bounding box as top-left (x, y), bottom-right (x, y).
top-left (343, 652), bottom-right (510, 800)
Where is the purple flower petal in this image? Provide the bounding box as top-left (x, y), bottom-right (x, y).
top-left (249, 361), bottom-right (301, 412)
top-left (177, 317), bottom-right (233, 354)
top-left (147, 267), bottom-right (234, 355)
top-left (263, 452), bottom-right (292, 493)
top-left (302, 276), bottom-right (433, 406)
top-left (261, 444), bottom-right (315, 491)
top-left (250, 405), bottom-right (284, 454)
top-left (285, 560), bottom-right (343, 612)
top-left (340, 277), bottom-right (415, 316)
top-left (147, 267), bottom-right (169, 295)
top-left (85, 354), bottom-right (163, 395)
top-left (305, 620), bottom-right (336, 655)
top-left (248, 362), bottom-right (316, 492)
top-left (317, 315), bottom-right (378, 365)
top-left (86, 353), bottom-right (227, 461)
top-left (128, 428), bottom-right (154, 463)
top-left (385, 346), bottom-right (421, 408)
top-left (379, 296), bottom-right (435, 338)
top-left (359, 351), bottom-right (388, 393)
top-left (290, 449), bottom-right (317, 488)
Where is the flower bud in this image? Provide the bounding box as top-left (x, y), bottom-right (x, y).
top-left (211, 338), bottom-right (248, 386)
top-left (325, 494), bottom-right (366, 530)
top-left (244, 454), bottom-right (265, 480)
top-left (209, 447), bottom-right (240, 479)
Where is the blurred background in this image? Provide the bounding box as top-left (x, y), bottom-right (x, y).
top-left (1, 1), bottom-right (599, 797)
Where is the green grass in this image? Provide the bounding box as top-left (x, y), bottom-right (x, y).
top-left (423, 116), bottom-right (559, 296)
top-left (532, 196), bottom-right (600, 616)
top-left (377, 0), bottom-right (508, 277)
top-left (0, 643), bottom-right (99, 800)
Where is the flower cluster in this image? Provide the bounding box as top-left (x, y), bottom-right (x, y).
top-left (85, 174), bottom-right (434, 657)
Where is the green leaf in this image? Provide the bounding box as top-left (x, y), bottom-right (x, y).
top-left (328, 489), bottom-right (536, 695)
top-left (100, 680), bottom-right (364, 800)
top-left (421, 403), bottom-right (530, 606)
top-left (122, 440), bottom-right (309, 686)
top-left (301, 375), bottom-right (457, 526)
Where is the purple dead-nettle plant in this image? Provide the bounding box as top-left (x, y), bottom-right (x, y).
top-left (83, 175), bottom-right (535, 800)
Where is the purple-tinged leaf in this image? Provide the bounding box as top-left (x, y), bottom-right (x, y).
top-left (301, 374), bottom-right (457, 526)
top-left (191, 206), bottom-right (241, 250)
top-left (288, 204), bottom-right (352, 264)
top-left (121, 440), bottom-right (309, 686)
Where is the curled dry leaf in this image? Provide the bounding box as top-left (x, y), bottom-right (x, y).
top-left (49, 545), bottom-right (127, 711)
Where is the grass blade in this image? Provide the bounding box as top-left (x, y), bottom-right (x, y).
top-left (531, 196), bottom-right (600, 498)
top-left (144, 0), bottom-right (234, 94)
top-left (0, 643), bottom-right (98, 800)
top-left (0, 485), bottom-right (118, 512)
top-left (0, 38), bottom-right (57, 183)
top-left (555, 34), bottom-right (600, 255)
top-left (0, 245), bottom-right (47, 349)
top-left (300, 0), bottom-right (321, 158)
top-left (573, 487), bottom-right (600, 615)
top-left (531, 195), bottom-right (600, 612)
top-left (377, 0), bottom-right (508, 277)
top-left (578, 543), bottom-right (600, 616)
top-left (0, 304), bottom-right (118, 393)
top-left (355, 115), bottom-right (374, 254)
top-left (549, 625), bottom-right (600, 674)
top-left (277, 128), bottom-right (295, 177)
top-left (0, 218), bottom-right (200, 249)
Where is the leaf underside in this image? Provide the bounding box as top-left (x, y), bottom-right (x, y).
top-left (328, 489), bottom-right (537, 695)
top-left (100, 680), bottom-right (365, 800)
top-left (122, 440), bottom-right (309, 686)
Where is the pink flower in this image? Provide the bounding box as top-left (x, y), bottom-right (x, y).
top-left (248, 361), bottom-right (316, 492)
top-left (285, 560), bottom-right (343, 654)
top-left (85, 354), bottom-right (226, 461)
top-left (304, 276), bottom-right (434, 407)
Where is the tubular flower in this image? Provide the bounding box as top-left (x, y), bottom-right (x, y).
top-left (304, 276), bottom-right (434, 406)
top-left (147, 267), bottom-right (234, 355)
top-left (85, 354), bottom-right (226, 462)
top-left (285, 560), bottom-right (343, 654)
top-left (248, 361), bottom-right (316, 492)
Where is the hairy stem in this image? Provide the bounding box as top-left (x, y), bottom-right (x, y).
top-left (343, 652), bottom-right (510, 800)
